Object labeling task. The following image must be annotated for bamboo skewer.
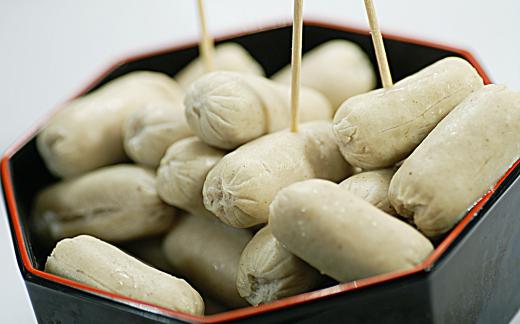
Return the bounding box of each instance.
[290,0,304,133]
[363,0,393,89]
[196,0,215,73]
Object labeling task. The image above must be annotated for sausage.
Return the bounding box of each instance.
[120,237,175,274]
[333,57,484,169]
[339,168,396,215]
[389,85,520,237]
[177,42,265,89]
[157,137,226,216]
[33,164,175,242]
[272,40,375,110]
[120,235,229,314]
[37,71,183,178]
[185,71,333,149]
[123,99,193,168]
[269,179,433,282]
[236,226,323,305]
[45,235,204,315]
[163,213,252,308]
[203,121,352,228]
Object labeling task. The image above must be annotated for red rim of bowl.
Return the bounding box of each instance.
[0,20,504,323]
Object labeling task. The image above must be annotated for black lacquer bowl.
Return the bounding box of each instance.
[2,21,519,324]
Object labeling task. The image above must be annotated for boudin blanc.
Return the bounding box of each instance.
[389,85,520,238]
[37,71,184,178]
[272,39,376,110]
[121,237,175,274]
[339,168,396,215]
[333,57,484,169]
[163,213,252,308]
[185,71,333,149]
[236,226,323,306]
[203,121,352,228]
[157,137,226,215]
[176,42,265,89]
[123,98,192,168]
[270,179,433,282]
[33,165,175,242]
[45,235,204,315]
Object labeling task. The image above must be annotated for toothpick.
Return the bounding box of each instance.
[290,0,304,133]
[196,0,215,72]
[364,0,393,89]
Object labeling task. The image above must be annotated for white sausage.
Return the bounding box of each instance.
[185,71,333,149]
[389,85,520,237]
[177,42,264,89]
[272,40,375,110]
[33,164,175,242]
[163,213,252,308]
[270,179,433,282]
[37,71,183,178]
[236,226,322,305]
[333,57,484,169]
[121,237,175,274]
[339,168,396,215]
[45,235,204,315]
[123,99,192,168]
[203,121,352,228]
[157,137,226,216]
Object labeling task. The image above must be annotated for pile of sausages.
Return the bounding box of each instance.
[34,39,520,315]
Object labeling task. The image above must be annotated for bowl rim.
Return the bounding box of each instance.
[0,19,506,323]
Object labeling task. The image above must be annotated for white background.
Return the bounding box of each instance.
[1,0,520,323]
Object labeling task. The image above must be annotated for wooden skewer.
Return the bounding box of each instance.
[290,0,304,133]
[196,0,215,72]
[363,0,393,89]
